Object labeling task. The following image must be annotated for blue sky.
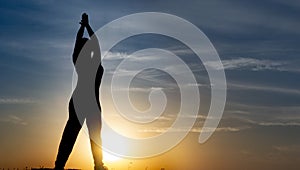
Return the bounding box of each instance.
[1,0,300,169]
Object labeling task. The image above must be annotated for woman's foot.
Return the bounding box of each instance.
[94,165,108,170]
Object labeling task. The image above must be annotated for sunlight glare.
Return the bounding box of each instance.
[103,151,122,162]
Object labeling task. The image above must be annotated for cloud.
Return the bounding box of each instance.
[137,126,246,133]
[258,122,300,126]
[179,114,223,121]
[203,57,300,74]
[0,98,37,104]
[130,115,173,121]
[228,82,300,95]
[103,51,129,61]
[273,145,300,153]
[0,115,28,126]
[236,115,300,128]
[104,50,169,61]
[204,57,283,71]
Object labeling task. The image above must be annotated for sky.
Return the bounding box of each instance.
[0,0,300,169]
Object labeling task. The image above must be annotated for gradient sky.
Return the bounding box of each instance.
[1,0,300,169]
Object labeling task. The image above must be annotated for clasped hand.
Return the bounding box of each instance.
[80,13,89,26]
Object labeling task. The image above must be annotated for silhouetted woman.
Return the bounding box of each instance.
[55,13,106,170]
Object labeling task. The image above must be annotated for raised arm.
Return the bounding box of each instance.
[81,13,101,64]
[86,24,95,37]
[76,24,85,40]
[72,24,86,64]
[81,13,95,37]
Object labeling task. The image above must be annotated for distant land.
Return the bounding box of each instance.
[0,168,81,170]
[0,167,166,170]
[31,168,80,170]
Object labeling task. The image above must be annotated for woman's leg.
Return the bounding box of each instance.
[55,99,82,169]
[86,109,104,170]
[90,139,104,170]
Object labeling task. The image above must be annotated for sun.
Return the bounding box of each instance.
[103,151,122,162]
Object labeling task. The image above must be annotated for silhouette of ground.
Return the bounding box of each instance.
[31,168,81,170]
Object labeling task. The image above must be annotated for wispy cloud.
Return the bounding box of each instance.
[228,82,300,95]
[236,115,300,128]
[258,122,300,126]
[204,57,283,71]
[0,115,28,126]
[103,51,129,61]
[273,145,300,153]
[137,126,245,133]
[112,87,165,92]
[0,98,37,104]
[203,57,300,73]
